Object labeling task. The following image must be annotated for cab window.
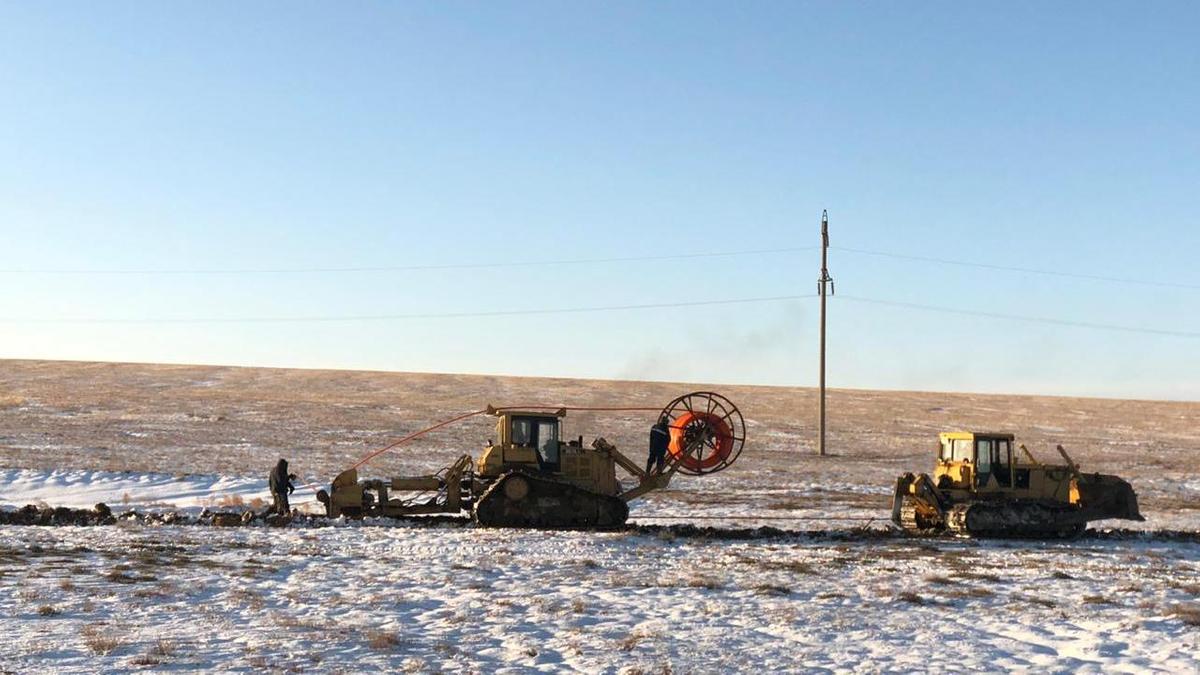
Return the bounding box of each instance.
[537,420,560,466]
[976,439,993,475]
[511,419,533,447]
[994,438,1012,486]
[951,439,972,462]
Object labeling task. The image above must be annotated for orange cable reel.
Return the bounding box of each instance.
[661,392,746,476]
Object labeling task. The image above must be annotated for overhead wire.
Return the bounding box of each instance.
[0,238,1195,338]
[2,240,1195,291]
[834,245,1200,291]
[0,291,1196,339]
[837,295,1200,339]
[0,294,814,324]
[0,246,818,275]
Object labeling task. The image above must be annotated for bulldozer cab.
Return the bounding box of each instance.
[935,432,1015,492]
[483,409,565,473]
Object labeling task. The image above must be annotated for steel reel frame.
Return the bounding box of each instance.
[659,391,746,476]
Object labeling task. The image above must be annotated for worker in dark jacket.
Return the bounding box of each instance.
[646,416,672,475]
[268,458,296,515]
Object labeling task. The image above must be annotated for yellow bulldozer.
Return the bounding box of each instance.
[892,431,1143,537]
[317,392,745,528]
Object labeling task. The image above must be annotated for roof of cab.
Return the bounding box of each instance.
[485,405,567,418]
[938,431,1016,441]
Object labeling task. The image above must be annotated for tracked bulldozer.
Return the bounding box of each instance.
[892,432,1143,538]
[317,392,745,528]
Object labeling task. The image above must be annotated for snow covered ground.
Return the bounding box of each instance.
[0,470,1198,673]
[1,522,1198,673]
[0,468,324,515]
[2,363,1198,671]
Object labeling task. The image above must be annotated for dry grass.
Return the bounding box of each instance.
[618,627,658,652]
[214,494,246,508]
[1171,604,1200,626]
[1017,594,1057,608]
[895,591,925,605]
[82,625,122,656]
[37,604,60,616]
[752,583,792,596]
[736,555,814,575]
[132,585,172,600]
[366,629,403,650]
[684,575,723,590]
[228,587,265,610]
[129,638,176,666]
[273,613,324,632]
[1169,581,1200,595]
[952,570,1002,583]
[150,637,177,657]
[104,568,155,584]
[945,587,994,599]
[0,394,26,408]
[1082,594,1115,606]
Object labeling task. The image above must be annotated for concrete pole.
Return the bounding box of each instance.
[817,210,833,456]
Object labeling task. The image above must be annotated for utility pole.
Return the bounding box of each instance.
[817,210,834,456]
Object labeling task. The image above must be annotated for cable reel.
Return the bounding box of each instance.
[660,391,746,476]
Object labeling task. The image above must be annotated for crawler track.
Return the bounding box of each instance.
[945,501,1088,539]
[473,470,628,528]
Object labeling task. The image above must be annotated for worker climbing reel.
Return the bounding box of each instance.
[660,391,746,476]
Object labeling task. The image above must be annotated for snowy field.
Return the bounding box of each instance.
[1,521,1198,673]
[2,361,1199,672]
[0,469,1198,673]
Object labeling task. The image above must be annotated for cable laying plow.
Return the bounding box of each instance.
[316,391,746,528]
[892,432,1143,538]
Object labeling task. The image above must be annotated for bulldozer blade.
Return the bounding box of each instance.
[1077,473,1144,522]
[891,474,914,525]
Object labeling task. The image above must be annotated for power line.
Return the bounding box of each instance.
[835,245,1200,291]
[0,246,817,275]
[0,294,814,325]
[838,294,1200,339]
[7,291,1195,340]
[5,242,1197,293]
[3,292,1197,339]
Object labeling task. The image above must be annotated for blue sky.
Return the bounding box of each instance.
[1,2,1197,399]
